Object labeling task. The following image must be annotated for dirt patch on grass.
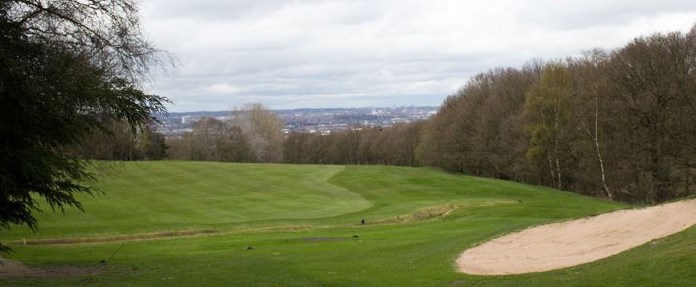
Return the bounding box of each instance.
[370,200,517,225]
[0,256,100,279]
[246,225,315,233]
[8,225,317,247]
[13,229,219,246]
[298,237,350,243]
[456,199,696,275]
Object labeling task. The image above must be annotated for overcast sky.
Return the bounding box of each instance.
[140,0,696,112]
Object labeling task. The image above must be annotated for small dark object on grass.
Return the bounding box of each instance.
[99,260,106,264]
[361,219,365,225]
[353,235,360,239]
[246,246,254,251]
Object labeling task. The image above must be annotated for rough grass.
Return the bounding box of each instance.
[2,162,693,286]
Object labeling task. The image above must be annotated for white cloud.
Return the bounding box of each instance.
[140,0,696,111]
[206,83,241,94]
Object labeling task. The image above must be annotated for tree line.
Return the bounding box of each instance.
[164,106,425,166]
[284,122,424,166]
[425,26,696,203]
[70,119,167,161]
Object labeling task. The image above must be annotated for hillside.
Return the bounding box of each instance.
[1,162,694,286]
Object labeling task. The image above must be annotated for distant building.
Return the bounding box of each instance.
[159,106,438,137]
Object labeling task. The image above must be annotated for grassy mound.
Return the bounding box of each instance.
[1,162,693,286]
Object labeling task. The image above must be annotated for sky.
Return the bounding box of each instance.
[140,0,696,112]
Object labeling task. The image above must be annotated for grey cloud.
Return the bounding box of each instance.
[144,0,385,24]
[516,0,696,30]
[142,0,696,111]
[144,0,287,20]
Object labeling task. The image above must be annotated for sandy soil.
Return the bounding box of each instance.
[456,199,696,275]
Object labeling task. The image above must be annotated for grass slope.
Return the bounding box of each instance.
[1,162,693,286]
[2,162,371,239]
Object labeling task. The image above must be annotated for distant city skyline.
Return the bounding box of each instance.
[158,106,438,137]
[141,0,696,112]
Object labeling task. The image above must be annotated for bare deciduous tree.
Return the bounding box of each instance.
[230,103,285,163]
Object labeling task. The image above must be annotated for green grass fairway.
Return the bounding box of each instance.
[1,162,695,286]
[1,162,371,239]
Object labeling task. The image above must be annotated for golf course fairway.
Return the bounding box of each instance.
[1,161,695,286]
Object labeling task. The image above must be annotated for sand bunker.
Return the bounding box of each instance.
[457,199,696,275]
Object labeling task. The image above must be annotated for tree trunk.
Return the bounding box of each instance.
[591,92,611,199]
[578,91,612,199]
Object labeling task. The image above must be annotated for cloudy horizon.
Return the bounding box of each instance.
[140,0,696,112]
